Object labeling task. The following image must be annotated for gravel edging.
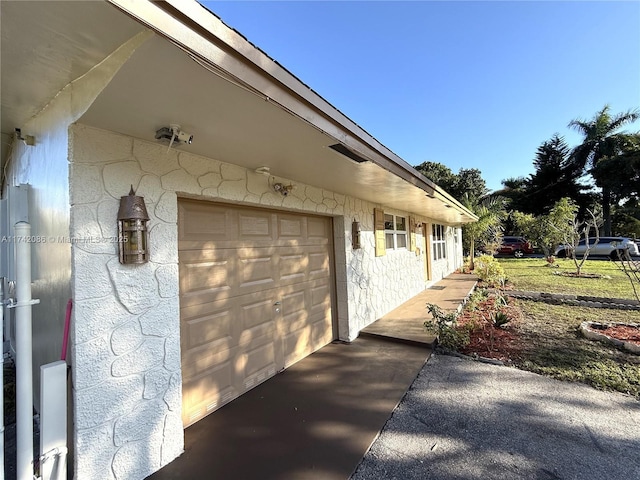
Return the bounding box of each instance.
[490,289,640,310]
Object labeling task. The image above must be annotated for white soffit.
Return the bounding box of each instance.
[0,0,146,134]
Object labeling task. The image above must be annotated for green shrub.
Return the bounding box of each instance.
[424,303,470,350]
[466,288,489,311]
[474,255,506,287]
[491,311,511,328]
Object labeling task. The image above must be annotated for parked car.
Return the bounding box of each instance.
[496,236,535,258]
[555,237,640,259]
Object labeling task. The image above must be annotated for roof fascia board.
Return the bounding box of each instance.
[106,0,476,221]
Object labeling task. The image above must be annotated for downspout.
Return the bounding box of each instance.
[0,280,4,479]
[12,222,40,480]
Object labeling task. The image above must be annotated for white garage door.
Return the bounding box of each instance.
[178,199,335,426]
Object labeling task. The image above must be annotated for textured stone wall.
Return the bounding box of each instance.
[69,124,461,479]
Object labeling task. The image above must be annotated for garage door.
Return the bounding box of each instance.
[178,199,335,426]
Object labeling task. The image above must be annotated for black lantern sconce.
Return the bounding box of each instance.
[118,186,150,264]
[352,220,361,249]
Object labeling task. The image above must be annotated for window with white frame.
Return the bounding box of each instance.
[432,224,446,260]
[384,214,407,250]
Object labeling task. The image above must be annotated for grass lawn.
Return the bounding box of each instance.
[512,300,640,398]
[498,258,639,300]
[460,258,640,399]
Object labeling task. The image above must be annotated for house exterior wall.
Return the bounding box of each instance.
[0,32,153,414]
[430,226,464,281]
[69,123,464,479]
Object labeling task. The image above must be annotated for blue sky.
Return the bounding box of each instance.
[202,1,640,192]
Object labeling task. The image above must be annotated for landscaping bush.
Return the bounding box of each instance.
[474,255,506,287]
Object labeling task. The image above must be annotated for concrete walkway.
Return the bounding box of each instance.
[361,273,477,346]
[350,353,640,480]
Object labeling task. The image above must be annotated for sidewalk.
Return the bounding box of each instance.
[350,353,640,480]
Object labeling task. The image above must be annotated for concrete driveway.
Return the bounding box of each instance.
[350,353,640,480]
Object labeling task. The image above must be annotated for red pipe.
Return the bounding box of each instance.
[61,299,72,361]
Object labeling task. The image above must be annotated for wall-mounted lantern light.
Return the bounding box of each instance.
[118,186,150,264]
[352,220,361,250]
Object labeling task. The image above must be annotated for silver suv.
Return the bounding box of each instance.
[555,237,640,259]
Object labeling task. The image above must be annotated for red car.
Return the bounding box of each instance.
[497,236,535,258]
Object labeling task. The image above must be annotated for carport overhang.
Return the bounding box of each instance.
[1,0,477,225]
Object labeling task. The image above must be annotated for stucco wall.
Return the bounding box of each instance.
[69,123,462,480]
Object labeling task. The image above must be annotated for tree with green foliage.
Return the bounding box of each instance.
[511,197,578,261]
[568,105,640,235]
[497,135,593,217]
[496,176,529,213]
[414,161,488,202]
[461,194,507,270]
[525,134,592,216]
[414,161,457,192]
[454,168,489,202]
[562,207,603,276]
[591,133,640,204]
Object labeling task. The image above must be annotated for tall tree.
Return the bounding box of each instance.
[454,168,488,202]
[461,194,507,270]
[414,161,488,203]
[511,197,577,261]
[414,161,457,193]
[591,133,640,203]
[525,134,591,216]
[568,105,639,235]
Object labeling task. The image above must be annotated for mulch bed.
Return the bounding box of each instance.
[585,323,640,346]
[456,296,526,363]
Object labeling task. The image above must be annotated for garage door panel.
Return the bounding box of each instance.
[179,199,334,427]
[182,341,234,383]
[179,202,238,243]
[182,308,232,351]
[277,214,304,238]
[238,254,277,289]
[184,363,236,424]
[242,342,278,383]
[307,215,331,240]
[238,211,274,239]
[279,252,307,283]
[283,330,312,367]
[181,259,231,294]
[281,289,306,316]
[238,296,275,331]
[309,250,330,279]
[179,249,236,307]
[311,280,331,307]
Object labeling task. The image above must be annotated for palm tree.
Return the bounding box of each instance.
[462,194,507,270]
[568,105,639,235]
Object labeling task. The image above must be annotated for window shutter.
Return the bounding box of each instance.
[409,216,416,252]
[374,208,386,257]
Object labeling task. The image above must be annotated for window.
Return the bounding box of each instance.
[384,214,407,250]
[432,224,446,260]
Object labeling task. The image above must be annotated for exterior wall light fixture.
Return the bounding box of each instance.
[118,186,150,264]
[352,220,361,249]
